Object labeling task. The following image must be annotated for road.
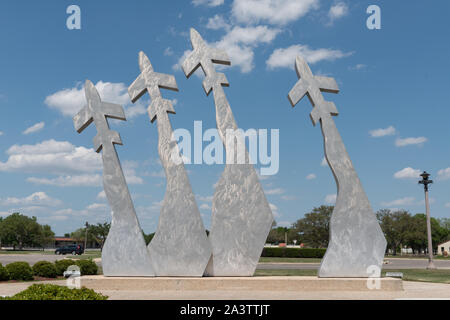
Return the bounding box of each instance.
[257,258,450,270]
[1,254,450,270]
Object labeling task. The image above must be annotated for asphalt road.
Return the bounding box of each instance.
[257,258,450,270]
[1,254,450,270]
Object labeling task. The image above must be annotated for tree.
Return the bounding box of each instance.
[0,213,54,249]
[71,222,111,249]
[376,209,412,255]
[292,206,333,248]
[89,222,110,249]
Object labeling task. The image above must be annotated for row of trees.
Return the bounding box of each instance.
[267,206,450,255]
[0,213,55,249]
[69,223,156,249]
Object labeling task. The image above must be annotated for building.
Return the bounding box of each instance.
[437,240,450,256]
[54,237,79,248]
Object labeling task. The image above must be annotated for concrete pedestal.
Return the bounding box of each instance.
[80,276,403,292]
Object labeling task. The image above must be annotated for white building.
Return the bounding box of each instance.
[437,240,450,256]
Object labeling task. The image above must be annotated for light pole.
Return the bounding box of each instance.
[418,171,436,270]
[84,222,89,251]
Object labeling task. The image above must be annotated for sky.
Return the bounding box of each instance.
[0,0,449,236]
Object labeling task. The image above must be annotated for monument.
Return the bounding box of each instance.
[128,51,211,277]
[73,80,154,277]
[287,56,387,277]
[182,28,274,276]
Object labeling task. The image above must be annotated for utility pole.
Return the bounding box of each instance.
[84,221,89,252]
[419,171,437,270]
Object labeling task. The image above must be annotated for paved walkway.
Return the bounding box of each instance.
[0,280,449,300]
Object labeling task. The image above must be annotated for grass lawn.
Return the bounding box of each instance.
[0,250,54,255]
[255,268,450,284]
[385,255,450,260]
[259,257,321,263]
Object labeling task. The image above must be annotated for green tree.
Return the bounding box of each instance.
[292,206,333,248]
[0,213,54,249]
[376,209,412,255]
[88,222,110,249]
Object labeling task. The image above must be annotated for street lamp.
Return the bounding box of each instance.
[418,171,436,270]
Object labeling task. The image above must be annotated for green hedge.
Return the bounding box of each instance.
[261,247,326,258]
[55,259,77,276]
[6,262,34,281]
[0,264,9,281]
[0,284,108,300]
[33,261,57,278]
[75,259,98,276]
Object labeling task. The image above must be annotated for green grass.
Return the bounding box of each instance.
[255,268,450,284]
[385,255,450,260]
[259,257,322,263]
[0,250,53,255]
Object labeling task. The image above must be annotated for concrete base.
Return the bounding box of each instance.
[80,276,403,292]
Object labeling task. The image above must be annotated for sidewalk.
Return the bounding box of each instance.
[0,279,449,300]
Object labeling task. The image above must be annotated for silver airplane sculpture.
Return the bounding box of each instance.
[74,80,154,277]
[288,56,387,277]
[129,52,211,277]
[182,28,274,277]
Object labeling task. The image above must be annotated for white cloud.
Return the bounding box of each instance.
[266,44,352,70]
[394,167,421,180]
[445,203,450,208]
[0,140,101,175]
[306,173,316,180]
[321,157,328,167]
[265,188,285,195]
[269,203,281,218]
[381,197,416,207]
[281,195,296,201]
[395,137,427,147]
[369,126,396,138]
[199,203,211,210]
[164,47,174,56]
[45,81,144,119]
[215,26,281,73]
[438,168,450,180]
[349,64,366,71]
[328,2,348,23]
[175,26,281,74]
[0,131,3,136]
[232,0,319,25]
[86,203,108,210]
[207,14,230,30]
[198,195,213,202]
[27,174,102,187]
[97,191,106,200]
[192,0,224,7]
[23,122,45,135]
[2,192,62,207]
[122,160,144,185]
[325,194,337,204]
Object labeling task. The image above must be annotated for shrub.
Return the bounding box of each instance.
[0,264,9,281]
[55,259,78,276]
[32,261,57,278]
[76,259,98,275]
[1,284,108,300]
[261,248,326,259]
[6,262,33,281]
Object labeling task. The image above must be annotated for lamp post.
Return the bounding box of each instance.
[418,171,436,270]
[84,222,89,252]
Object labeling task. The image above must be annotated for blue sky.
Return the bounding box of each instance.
[0,0,449,235]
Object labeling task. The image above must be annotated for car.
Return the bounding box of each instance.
[55,245,84,255]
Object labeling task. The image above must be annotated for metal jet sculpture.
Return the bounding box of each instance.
[73,80,154,277]
[287,56,387,277]
[182,28,274,276]
[128,52,211,277]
